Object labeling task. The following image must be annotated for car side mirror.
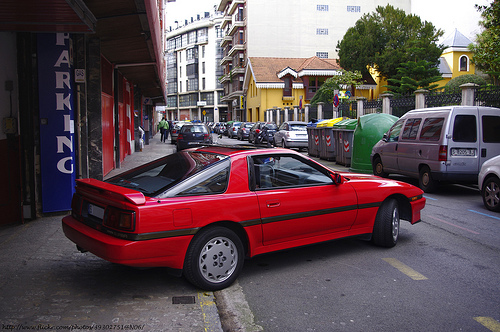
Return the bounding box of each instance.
[382,133,388,141]
[332,173,343,185]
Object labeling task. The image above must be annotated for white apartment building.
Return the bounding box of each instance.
[165,12,227,122]
[217,0,411,120]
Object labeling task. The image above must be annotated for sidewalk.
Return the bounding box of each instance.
[0,133,350,332]
[0,133,223,332]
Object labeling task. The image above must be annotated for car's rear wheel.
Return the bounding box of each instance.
[184,226,244,290]
[372,199,399,248]
[482,177,500,212]
[372,156,388,177]
[419,166,438,193]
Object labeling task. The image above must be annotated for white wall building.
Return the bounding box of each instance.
[217,0,411,120]
[165,11,227,122]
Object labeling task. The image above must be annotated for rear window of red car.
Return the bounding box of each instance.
[106,151,229,197]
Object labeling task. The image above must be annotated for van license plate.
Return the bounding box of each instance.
[451,148,476,156]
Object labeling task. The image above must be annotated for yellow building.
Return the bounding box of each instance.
[370,29,476,97]
[243,56,376,121]
[437,29,476,88]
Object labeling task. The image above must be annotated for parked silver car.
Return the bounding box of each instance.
[479,154,500,212]
[274,121,309,151]
[171,121,190,143]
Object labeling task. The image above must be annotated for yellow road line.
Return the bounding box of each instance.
[382,258,428,280]
[474,317,500,332]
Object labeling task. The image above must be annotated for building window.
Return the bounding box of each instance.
[459,55,469,71]
[316,28,328,35]
[202,62,205,74]
[347,6,361,12]
[317,5,329,11]
[283,76,292,97]
[316,52,328,58]
[202,46,205,58]
[202,78,206,90]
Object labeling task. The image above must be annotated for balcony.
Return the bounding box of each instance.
[220,54,232,65]
[228,43,245,57]
[228,0,245,15]
[228,20,245,36]
[221,14,232,29]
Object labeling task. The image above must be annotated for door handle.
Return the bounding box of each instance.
[266,200,281,208]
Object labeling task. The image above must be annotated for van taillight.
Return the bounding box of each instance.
[439,145,447,161]
[103,206,135,231]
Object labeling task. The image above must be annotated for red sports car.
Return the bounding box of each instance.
[63,146,425,290]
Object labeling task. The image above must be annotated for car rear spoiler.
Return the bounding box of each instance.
[76,178,146,205]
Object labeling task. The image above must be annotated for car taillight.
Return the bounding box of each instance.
[178,134,183,140]
[103,206,135,231]
[256,129,261,133]
[439,145,447,161]
[204,133,210,139]
[71,195,83,220]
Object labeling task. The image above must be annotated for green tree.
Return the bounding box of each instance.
[337,5,444,81]
[444,74,487,91]
[310,70,363,105]
[385,60,443,94]
[469,0,500,85]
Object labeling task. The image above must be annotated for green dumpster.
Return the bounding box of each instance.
[350,113,398,173]
[333,118,358,167]
[317,117,345,161]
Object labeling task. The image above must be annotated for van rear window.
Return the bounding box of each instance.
[419,118,444,141]
[483,115,500,143]
[453,115,477,142]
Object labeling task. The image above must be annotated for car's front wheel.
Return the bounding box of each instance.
[372,199,400,248]
[482,177,500,212]
[372,156,388,177]
[184,226,244,290]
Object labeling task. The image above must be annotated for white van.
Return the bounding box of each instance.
[371,106,500,192]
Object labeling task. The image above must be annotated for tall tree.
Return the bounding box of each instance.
[336,5,444,81]
[469,0,500,85]
[385,60,443,94]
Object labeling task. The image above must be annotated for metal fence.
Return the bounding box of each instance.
[297,85,500,123]
[476,85,500,108]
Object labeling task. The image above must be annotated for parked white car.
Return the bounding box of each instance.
[274,121,309,151]
[479,154,500,212]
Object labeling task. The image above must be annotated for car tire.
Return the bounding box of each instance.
[183,226,244,291]
[372,198,399,248]
[482,176,500,212]
[372,156,388,178]
[419,166,437,193]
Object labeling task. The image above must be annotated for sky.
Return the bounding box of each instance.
[164,0,493,42]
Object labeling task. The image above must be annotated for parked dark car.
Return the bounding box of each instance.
[176,123,213,151]
[228,122,241,139]
[213,123,226,135]
[237,122,255,140]
[250,122,277,145]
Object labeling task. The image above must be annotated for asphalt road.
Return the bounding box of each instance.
[217,134,500,332]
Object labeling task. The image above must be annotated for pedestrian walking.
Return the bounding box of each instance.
[158,117,168,142]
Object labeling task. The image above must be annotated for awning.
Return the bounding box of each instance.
[0,0,165,101]
[0,0,96,33]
